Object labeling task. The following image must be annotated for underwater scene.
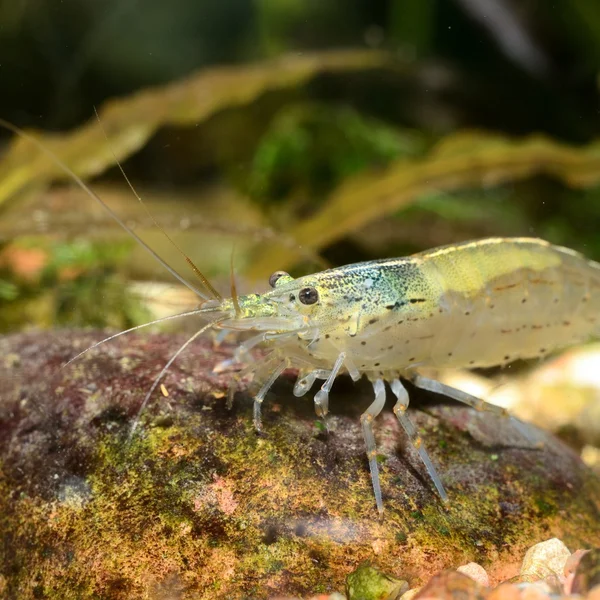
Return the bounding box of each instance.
[0,1,599,599]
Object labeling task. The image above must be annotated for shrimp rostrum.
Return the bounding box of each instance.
[3,118,600,514]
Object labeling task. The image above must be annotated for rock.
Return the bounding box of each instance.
[1,331,600,600]
[572,549,600,594]
[519,539,571,583]
[564,549,589,594]
[399,589,421,600]
[414,571,487,600]
[346,563,408,600]
[457,563,490,587]
[487,583,521,600]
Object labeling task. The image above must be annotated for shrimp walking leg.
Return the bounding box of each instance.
[411,375,506,415]
[293,369,331,397]
[313,352,346,418]
[225,351,278,410]
[391,378,449,502]
[361,379,387,515]
[253,361,288,432]
[411,375,537,444]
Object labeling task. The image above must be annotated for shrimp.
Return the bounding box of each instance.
[3,119,599,514]
[203,237,600,513]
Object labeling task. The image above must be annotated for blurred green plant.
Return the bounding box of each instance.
[244,103,427,218]
[0,238,149,332]
[248,131,600,277]
[0,50,387,209]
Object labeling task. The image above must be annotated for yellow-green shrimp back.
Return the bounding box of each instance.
[267,237,600,376]
[415,237,600,368]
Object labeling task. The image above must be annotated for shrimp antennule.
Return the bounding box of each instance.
[92,107,222,301]
[60,306,224,369]
[0,117,214,301]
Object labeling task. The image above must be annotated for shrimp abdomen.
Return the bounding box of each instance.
[416,238,600,367]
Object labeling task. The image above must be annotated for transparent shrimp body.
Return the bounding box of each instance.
[215,238,600,513]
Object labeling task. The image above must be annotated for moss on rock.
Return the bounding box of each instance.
[0,331,599,599]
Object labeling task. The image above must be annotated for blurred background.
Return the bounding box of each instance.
[0,0,599,332]
[1,0,600,467]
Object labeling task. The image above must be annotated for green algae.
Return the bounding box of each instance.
[346,563,408,600]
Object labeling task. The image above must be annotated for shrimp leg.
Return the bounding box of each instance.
[214,331,289,372]
[361,379,387,515]
[391,378,449,502]
[253,360,288,432]
[313,351,346,417]
[410,375,537,444]
[293,369,330,397]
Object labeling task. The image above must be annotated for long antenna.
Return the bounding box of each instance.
[0,117,213,301]
[93,107,222,301]
[230,245,241,317]
[60,307,215,369]
[129,318,222,438]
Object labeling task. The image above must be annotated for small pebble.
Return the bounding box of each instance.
[520,538,570,583]
[273,596,347,600]
[588,584,600,600]
[457,563,490,587]
[518,582,552,600]
[346,563,408,600]
[400,589,420,600]
[564,549,589,595]
[415,571,487,600]
[565,550,589,578]
[487,583,521,600]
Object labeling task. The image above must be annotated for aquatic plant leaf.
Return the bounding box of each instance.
[0,50,387,206]
[248,131,600,277]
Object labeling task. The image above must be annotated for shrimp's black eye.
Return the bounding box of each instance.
[298,287,319,305]
[269,270,289,288]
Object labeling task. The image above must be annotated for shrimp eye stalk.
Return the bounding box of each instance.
[299,287,319,305]
[269,270,290,288]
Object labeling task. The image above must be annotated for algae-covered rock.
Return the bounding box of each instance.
[346,563,408,600]
[1,330,600,600]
